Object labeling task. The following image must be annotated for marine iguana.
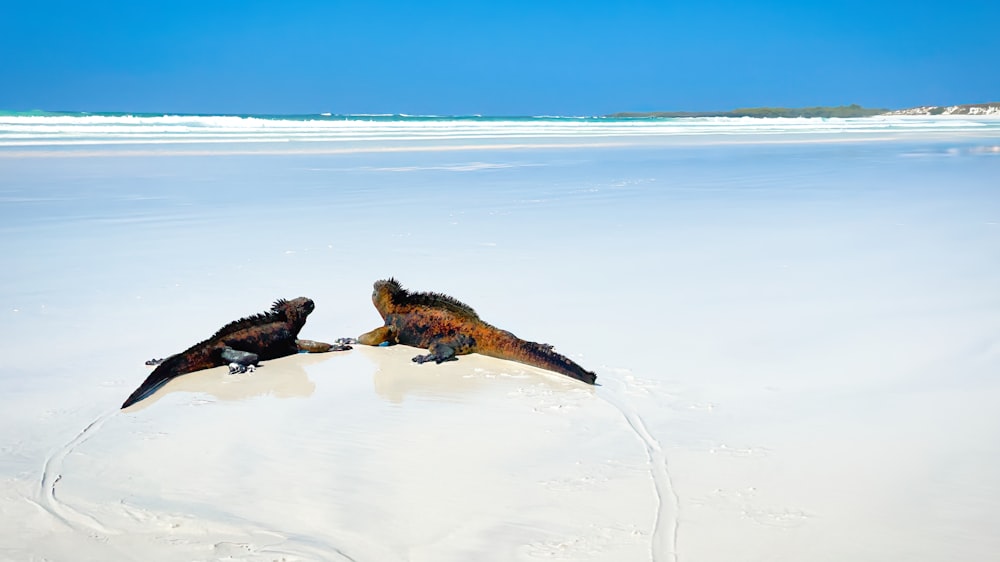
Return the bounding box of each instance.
[121,297,349,409]
[351,279,597,385]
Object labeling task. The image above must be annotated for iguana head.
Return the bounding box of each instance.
[371,278,402,318]
[273,297,315,327]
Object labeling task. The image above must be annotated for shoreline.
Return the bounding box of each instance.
[3,117,1000,159]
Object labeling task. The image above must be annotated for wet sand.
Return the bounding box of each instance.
[2,125,999,560]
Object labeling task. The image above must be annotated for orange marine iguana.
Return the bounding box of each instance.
[121,297,350,409]
[348,279,597,385]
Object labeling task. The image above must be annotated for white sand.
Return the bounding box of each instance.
[2,123,1000,560]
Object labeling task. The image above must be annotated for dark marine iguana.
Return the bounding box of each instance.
[121,297,350,409]
[349,279,596,385]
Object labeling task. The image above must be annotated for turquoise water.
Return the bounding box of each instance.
[0,110,616,121]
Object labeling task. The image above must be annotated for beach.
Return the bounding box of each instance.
[1,115,999,561]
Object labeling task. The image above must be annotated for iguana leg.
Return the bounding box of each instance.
[296,339,352,353]
[412,342,457,364]
[412,335,474,365]
[221,346,259,374]
[358,325,399,346]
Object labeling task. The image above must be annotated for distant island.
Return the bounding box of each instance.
[608,102,1000,118]
[882,103,1000,116]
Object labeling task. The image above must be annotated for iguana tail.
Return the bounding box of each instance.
[480,335,597,385]
[121,349,215,409]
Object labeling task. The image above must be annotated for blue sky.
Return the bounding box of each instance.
[2,0,997,115]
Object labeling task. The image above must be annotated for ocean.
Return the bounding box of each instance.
[1,113,999,561]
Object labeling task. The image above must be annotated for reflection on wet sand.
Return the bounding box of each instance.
[355,344,594,404]
[122,352,340,412]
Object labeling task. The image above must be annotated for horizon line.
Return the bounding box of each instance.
[3,102,999,120]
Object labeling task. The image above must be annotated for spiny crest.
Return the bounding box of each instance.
[374,278,404,299]
[209,307,285,340]
[377,278,480,319]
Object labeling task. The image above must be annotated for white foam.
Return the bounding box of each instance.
[1,114,998,148]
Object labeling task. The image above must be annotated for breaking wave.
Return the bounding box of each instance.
[1,112,997,148]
